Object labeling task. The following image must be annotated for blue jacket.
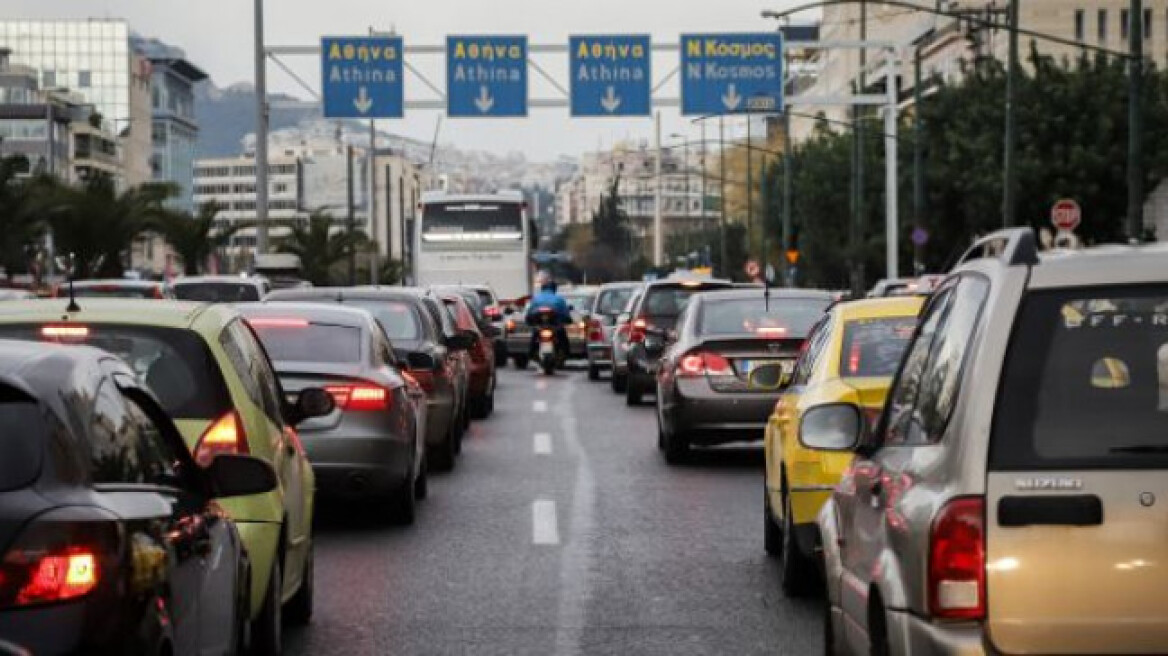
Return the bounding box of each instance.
[525,289,572,326]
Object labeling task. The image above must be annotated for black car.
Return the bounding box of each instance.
[264,287,475,471]
[652,289,834,462]
[0,340,277,655]
[623,278,734,405]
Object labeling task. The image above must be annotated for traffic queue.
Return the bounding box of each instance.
[0,280,504,655]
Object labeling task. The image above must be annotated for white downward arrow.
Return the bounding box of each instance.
[721,84,742,111]
[353,86,373,114]
[600,86,622,113]
[474,85,495,113]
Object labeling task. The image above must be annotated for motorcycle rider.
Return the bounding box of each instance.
[525,272,572,360]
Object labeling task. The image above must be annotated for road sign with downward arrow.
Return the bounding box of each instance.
[447,35,528,117]
[321,36,404,118]
[568,35,651,117]
[679,33,784,116]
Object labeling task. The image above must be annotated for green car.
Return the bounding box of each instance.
[0,299,333,655]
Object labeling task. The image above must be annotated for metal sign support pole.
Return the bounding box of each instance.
[253,0,270,256]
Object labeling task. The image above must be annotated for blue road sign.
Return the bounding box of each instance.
[447,36,528,117]
[569,35,652,117]
[679,33,784,116]
[321,36,404,118]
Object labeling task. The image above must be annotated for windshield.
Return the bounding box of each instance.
[173,282,261,303]
[839,316,918,378]
[250,321,363,363]
[698,297,829,337]
[421,201,524,242]
[992,287,1168,470]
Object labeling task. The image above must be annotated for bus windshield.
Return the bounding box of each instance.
[421,201,524,242]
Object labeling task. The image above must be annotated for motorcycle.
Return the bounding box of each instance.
[530,307,566,376]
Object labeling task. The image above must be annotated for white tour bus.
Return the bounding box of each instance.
[414,191,532,302]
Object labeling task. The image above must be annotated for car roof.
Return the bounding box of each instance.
[173,276,265,286]
[0,298,229,330]
[643,278,733,289]
[832,295,925,321]
[696,288,836,303]
[236,302,375,329]
[598,281,642,290]
[71,278,162,288]
[267,286,431,301]
[0,339,121,419]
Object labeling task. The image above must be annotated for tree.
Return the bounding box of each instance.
[46,177,175,278]
[0,155,51,280]
[154,201,242,275]
[276,212,366,286]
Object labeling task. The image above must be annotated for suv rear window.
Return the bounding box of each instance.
[0,389,44,491]
[992,286,1168,470]
[839,316,918,378]
[250,322,363,363]
[0,324,231,421]
[698,297,829,337]
[173,282,261,303]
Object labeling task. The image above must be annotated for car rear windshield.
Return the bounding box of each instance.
[0,388,44,491]
[474,289,495,307]
[563,294,595,314]
[839,316,918,378]
[596,287,636,316]
[643,284,730,318]
[72,286,159,299]
[250,322,363,363]
[991,286,1168,470]
[0,324,231,421]
[698,297,829,337]
[342,300,423,341]
[173,282,261,303]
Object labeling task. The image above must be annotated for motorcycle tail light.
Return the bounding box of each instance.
[539,329,554,340]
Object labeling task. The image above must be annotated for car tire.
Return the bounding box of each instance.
[780,492,818,597]
[250,560,282,656]
[429,419,458,473]
[625,375,642,406]
[823,597,840,656]
[611,370,627,394]
[234,558,252,655]
[470,376,496,419]
[661,404,689,465]
[868,599,891,656]
[763,491,782,557]
[587,362,600,381]
[284,541,313,626]
[391,479,417,526]
[414,454,429,500]
[513,355,529,370]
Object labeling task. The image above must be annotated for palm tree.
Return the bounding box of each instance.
[0,155,53,281]
[46,176,175,278]
[154,201,242,275]
[275,211,366,286]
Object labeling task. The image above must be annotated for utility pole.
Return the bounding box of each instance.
[1002,0,1020,227]
[1128,0,1145,242]
[719,116,728,278]
[653,111,663,267]
[782,108,793,287]
[851,0,868,297]
[884,51,899,281]
[913,44,925,274]
[347,144,356,285]
[253,0,270,256]
[700,121,708,250]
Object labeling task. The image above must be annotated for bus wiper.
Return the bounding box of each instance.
[1109,444,1168,454]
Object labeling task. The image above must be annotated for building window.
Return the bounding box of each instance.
[1122,8,1130,40]
[1099,9,1108,42]
[78,71,92,88]
[42,70,56,88]
[1075,10,1085,41]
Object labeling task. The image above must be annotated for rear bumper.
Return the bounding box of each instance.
[886,610,990,655]
[301,432,414,499]
[665,380,778,444]
[0,602,108,655]
[587,343,613,367]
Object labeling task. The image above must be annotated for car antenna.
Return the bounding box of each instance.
[55,252,80,313]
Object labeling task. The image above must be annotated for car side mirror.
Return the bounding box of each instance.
[798,403,864,452]
[206,454,279,498]
[407,351,437,370]
[290,387,335,425]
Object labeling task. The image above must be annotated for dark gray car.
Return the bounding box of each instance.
[238,302,428,524]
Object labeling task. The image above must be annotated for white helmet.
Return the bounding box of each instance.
[535,270,552,288]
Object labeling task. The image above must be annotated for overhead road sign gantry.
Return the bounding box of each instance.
[680,33,784,116]
[447,35,528,117]
[321,36,404,118]
[569,35,652,117]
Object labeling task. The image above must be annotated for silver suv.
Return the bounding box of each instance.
[802,228,1168,655]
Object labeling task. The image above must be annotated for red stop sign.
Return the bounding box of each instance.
[1051,199,1081,232]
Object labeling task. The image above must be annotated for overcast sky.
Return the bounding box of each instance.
[6,0,811,159]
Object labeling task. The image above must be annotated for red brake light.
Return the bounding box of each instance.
[408,370,436,393]
[929,496,986,620]
[247,318,309,328]
[847,340,862,375]
[677,352,732,377]
[0,518,117,610]
[194,411,248,467]
[629,317,649,343]
[41,324,89,339]
[485,306,501,319]
[325,384,390,411]
[587,319,604,343]
[17,552,98,605]
[756,326,788,336]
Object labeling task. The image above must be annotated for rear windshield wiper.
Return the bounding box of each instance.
[1109,444,1168,454]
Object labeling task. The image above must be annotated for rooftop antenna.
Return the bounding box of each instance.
[54,252,79,313]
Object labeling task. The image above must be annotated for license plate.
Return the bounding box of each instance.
[738,359,793,375]
[539,341,554,356]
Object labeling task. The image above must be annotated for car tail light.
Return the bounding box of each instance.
[0,518,118,610]
[193,411,249,467]
[505,319,516,333]
[629,316,649,343]
[484,306,501,319]
[587,319,604,343]
[756,326,788,336]
[407,369,436,393]
[846,340,862,375]
[677,352,732,377]
[928,496,986,620]
[325,384,391,411]
[539,329,554,340]
[41,324,90,340]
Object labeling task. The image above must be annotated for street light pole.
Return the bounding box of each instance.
[1002,0,1019,227]
[654,111,664,267]
[719,116,728,278]
[253,0,270,256]
[1128,0,1145,242]
[746,115,754,258]
[782,108,793,287]
[347,144,356,285]
[913,44,925,274]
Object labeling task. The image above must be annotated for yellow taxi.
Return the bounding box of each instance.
[763,295,924,596]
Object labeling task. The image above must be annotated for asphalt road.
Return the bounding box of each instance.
[285,364,822,656]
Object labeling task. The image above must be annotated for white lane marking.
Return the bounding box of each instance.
[533,400,548,413]
[534,432,553,455]
[532,499,560,545]
[553,382,596,656]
